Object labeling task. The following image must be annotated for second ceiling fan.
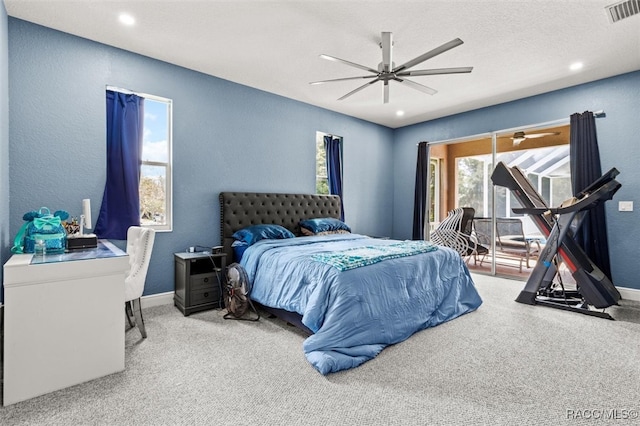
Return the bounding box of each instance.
[510,131,561,146]
[310,32,473,103]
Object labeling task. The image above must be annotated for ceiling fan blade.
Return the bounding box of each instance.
[383,80,390,103]
[394,38,464,73]
[319,54,378,74]
[381,32,393,73]
[397,66,473,77]
[337,78,381,101]
[394,78,437,95]
[310,75,378,85]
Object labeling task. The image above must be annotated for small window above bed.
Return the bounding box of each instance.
[316,131,342,195]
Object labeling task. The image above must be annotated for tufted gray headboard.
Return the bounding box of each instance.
[219,192,342,265]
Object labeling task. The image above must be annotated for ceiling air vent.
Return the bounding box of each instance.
[606,0,640,23]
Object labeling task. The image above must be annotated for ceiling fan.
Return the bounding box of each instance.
[510,131,561,146]
[310,32,473,103]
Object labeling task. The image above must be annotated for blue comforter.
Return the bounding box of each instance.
[241,234,482,375]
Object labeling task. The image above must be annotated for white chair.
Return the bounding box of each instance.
[125,226,156,338]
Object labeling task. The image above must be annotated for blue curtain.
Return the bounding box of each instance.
[324,135,344,221]
[412,142,428,240]
[569,111,612,279]
[94,90,145,240]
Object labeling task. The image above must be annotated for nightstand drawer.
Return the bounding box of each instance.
[190,273,216,290]
[190,286,221,306]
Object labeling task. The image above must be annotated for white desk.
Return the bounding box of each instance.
[3,240,129,406]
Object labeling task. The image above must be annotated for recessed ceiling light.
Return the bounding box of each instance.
[570,62,583,71]
[396,110,405,117]
[119,13,136,26]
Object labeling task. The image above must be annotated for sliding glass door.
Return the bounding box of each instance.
[427,124,570,279]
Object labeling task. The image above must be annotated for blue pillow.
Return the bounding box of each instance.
[232,224,295,246]
[299,218,351,235]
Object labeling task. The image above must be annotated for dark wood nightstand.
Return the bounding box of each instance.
[174,252,226,316]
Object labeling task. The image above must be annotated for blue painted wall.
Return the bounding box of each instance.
[5,17,639,304]
[0,3,9,301]
[5,18,394,300]
[393,71,640,290]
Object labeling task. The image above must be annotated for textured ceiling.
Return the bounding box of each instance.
[4,0,640,128]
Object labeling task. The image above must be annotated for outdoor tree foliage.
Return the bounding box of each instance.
[316,137,328,195]
[457,158,486,216]
[140,176,165,223]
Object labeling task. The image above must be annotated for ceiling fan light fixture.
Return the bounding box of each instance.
[512,131,526,145]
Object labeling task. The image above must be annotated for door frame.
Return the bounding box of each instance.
[425,117,570,277]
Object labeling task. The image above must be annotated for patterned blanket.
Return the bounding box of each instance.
[312,240,438,271]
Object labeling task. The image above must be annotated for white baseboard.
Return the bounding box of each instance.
[617,286,640,303]
[140,291,174,309]
[2,285,637,312]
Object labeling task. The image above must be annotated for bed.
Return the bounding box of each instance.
[219,192,482,374]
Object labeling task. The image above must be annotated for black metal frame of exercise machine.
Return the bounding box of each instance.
[491,161,622,320]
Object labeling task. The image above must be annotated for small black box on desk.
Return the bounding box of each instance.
[67,235,98,251]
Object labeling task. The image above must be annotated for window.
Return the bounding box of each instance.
[140,95,172,231]
[457,156,488,216]
[316,131,344,219]
[315,132,344,195]
[106,87,173,232]
[429,158,441,223]
[455,144,570,235]
[315,132,328,194]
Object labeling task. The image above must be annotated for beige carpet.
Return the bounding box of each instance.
[1,273,639,425]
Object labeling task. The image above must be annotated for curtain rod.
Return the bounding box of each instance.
[416,110,605,146]
[106,85,171,103]
[106,85,146,96]
[321,133,342,139]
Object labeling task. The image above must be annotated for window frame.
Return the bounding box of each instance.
[315,131,343,195]
[315,131,328,195]
[106,86,173,232]
[429,157,441,224]
[141,93,173,232]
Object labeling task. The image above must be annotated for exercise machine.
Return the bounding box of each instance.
[491,161,621,319]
